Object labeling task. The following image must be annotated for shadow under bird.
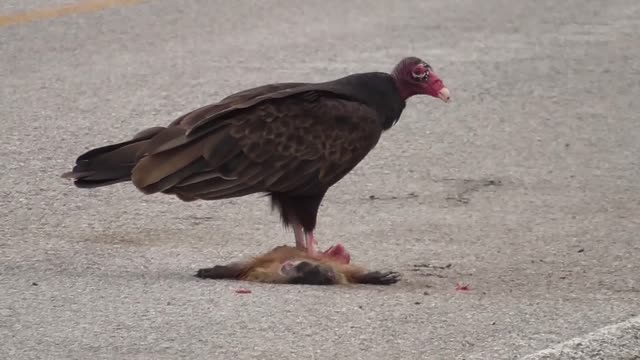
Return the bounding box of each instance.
[62,56,450,274]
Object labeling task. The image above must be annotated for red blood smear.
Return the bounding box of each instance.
[455,282,472,292]
[322,244,351,264]
[235,288,252,294]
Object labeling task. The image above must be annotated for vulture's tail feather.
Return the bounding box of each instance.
[61,127,165,188]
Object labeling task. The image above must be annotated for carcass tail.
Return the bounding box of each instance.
[61,127,165,188]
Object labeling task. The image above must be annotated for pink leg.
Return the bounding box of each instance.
[293,223,305,250]
[305,232,318,256]
[293,226,350,264]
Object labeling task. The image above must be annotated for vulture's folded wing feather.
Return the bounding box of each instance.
[129,88,383,201]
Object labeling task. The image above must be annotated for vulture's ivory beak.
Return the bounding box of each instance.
[438,87,451,103]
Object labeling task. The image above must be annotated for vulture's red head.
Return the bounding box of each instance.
[391,57,450,102]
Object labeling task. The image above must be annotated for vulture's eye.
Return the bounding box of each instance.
[411,70,429,81]
[411,64,431,81]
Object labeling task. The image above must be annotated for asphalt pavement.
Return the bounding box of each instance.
[1,0,639,359]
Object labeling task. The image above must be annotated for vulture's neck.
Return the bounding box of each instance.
[331,72,406,130]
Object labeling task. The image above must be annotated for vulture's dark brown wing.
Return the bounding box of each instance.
[168,83,307,129]
[129,91,383,201]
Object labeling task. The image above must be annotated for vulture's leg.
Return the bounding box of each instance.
[291,223,318,256]
[293,223,306,250]
[305,233,351,264]
[295,225,349,264]
[305,232,318,256]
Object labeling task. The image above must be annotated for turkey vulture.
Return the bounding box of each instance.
[62,56,450,263]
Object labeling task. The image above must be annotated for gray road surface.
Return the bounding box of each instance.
[1,0,639,359]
